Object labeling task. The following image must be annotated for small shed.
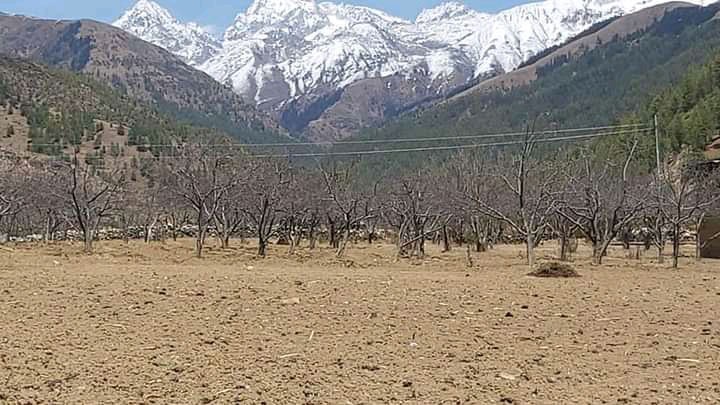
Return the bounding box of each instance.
[699,216,720,259]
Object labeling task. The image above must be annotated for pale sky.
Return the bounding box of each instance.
[1,0,533,33]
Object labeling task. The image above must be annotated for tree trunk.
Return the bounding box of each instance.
[288,222,301,255]
[672,224,681,269]
[592,242,604,265]
[308,223,317,250]
[465,244,474,268]
[559,233,568,262]
[328,218,338,249]
[696,215,704,261]
[196,230,205,259]
[396,219,409,259]
[526,232,535,268]
[258,238,267,257]
[44,215,53,243]
[171,214,178,241]
[621,229,631,250]
[456,219,465,247]
[84,229,94,253]
[195,209,205,258]
[657,244,665,264]
[337,225,350,258]
[442,225,451,253]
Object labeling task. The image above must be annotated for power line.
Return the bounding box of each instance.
[247,129,651,159]
[4,125,651,162]
[113,128,645,160]
[19,123,650,149]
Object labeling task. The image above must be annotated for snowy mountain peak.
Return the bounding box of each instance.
[247,0,318,16]
[114,0,710,138]
[224,0,324,42]
[416,2,477,23]
[113,0,220,66]
[116,0,175,27]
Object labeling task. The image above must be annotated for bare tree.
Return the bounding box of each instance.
[49,154,127,252]
[130,173,168,243]
[446,133,563,268]
[468,215,503,253]
[240,159,292,257]
[642,201,668,264]
[383,173,449,259]
[547,213,578,261]
[164,191,191,242]
[20,162,67,242]
[319,161,375,257]
[655,152,720,268]
[558,140,645,265]
[277,170,329,255]
[0,155,27,239]
[212,158,255,249]
[162,144,244,258]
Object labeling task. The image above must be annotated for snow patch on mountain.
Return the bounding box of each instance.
[113,0,220,66]
[114,0,710,116]
[416,1,486,23]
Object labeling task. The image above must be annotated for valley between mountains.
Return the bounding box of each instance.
[112,0,710,140]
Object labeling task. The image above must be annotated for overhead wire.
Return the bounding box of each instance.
[4,124,652,161]
[246,128,652,159]
[95,127,647,160]
[19,123,650,149]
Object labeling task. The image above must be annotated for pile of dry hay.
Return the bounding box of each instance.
[528,262,580,278]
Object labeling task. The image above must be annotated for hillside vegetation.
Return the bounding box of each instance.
[640,54,720,152]
[0,57,285,167]
[356,4,720,164]
[0,15,282,142]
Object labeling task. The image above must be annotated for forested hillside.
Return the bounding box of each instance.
[639,54,720,153]
[0,15,282,142]
[357,3,720,161]
[0,57,286,163]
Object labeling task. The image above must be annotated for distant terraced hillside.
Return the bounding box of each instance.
[0,57,272,176]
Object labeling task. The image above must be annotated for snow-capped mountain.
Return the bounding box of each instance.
[114,0,220,66]
[114,0,708,138]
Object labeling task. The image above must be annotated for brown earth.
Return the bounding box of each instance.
[0,240,719,404]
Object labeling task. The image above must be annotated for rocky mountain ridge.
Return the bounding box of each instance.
[115,0,709,140]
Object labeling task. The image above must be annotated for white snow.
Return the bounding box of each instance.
[113,0,221,66]
[114,0,711,110]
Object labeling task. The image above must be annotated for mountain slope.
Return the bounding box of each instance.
[114,0,221,67]
[454,1,698,97]
[353,3,720,160]
[0,56,214,164]
[0,14,280,142]
[114,0,708,140]
[642,52,720,154]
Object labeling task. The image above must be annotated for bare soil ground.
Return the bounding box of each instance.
[0,240,719,404]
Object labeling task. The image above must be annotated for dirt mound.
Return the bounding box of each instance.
[529,262,580,278]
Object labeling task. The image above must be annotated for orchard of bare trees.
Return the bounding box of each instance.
[1,134,719,269]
